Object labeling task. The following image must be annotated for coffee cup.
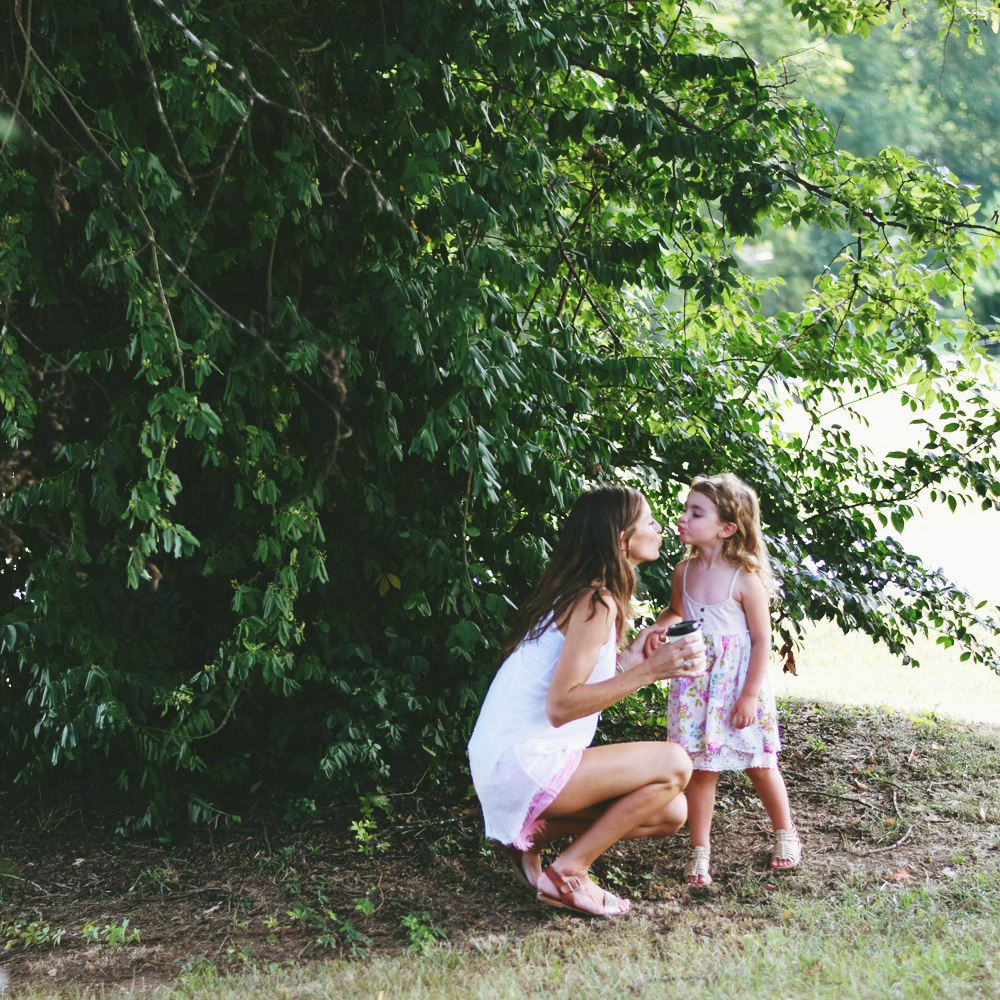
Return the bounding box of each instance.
[659,620,704,683]
[666,620,702,642]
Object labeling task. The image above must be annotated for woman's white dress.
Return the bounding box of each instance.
[468,620,617,846]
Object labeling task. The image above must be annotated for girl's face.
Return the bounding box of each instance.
[624,498,663,565]
[677,490,732,547]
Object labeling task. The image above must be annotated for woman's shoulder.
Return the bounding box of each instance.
[584,586,617,621]
[557,587,616,634]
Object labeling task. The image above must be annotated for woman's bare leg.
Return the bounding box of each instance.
[533,789,687,844]
[533,741,692,913]
[520,793,686,886]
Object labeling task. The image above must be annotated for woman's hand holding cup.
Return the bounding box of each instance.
[648,620,706,685]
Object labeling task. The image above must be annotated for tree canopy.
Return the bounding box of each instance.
[2,0,1000,828]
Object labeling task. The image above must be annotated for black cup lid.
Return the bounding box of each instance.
[666,620,700,636]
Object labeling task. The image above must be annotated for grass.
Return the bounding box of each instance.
[5,623,997,1000]
[9,449,1000,1000]
[774,619,1000,726]
[11,696,999,999]
[13,860,999,999]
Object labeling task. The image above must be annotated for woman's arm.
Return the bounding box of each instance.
[546,590,705,727]
[730,573,771,730]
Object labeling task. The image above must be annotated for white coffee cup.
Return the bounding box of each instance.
[657,620,704,686]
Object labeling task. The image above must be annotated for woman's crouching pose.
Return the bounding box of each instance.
[468,486,707,917]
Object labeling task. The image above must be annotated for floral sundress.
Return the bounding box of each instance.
[666,563,781,771]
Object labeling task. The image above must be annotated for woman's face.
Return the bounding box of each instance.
[625,498,663,565]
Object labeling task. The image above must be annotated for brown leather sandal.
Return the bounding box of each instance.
[535,865,630,917]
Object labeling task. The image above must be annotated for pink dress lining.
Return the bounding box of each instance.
[511,749,583,851]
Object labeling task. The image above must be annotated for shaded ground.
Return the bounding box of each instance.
[1,699,998,995]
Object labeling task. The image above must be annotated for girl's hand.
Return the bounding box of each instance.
[639,625,665,659]
[645,632,707,683]
[617,625,665,673]
[730,692,759,730]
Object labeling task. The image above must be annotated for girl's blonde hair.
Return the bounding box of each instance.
[687,473,778,601]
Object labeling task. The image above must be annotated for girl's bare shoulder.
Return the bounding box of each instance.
[733,566,766,600]
[670,559,690,580]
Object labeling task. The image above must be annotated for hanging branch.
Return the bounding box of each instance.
[148,0,399,220]
[124,0,196,195]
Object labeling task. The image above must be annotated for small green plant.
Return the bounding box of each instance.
[282,796,319,826]
[349,790,393,855]
[401,911,446,954]
[77,918,141,947]
[286,901,372,956]
[257,844,297,873]
[600,863,628,891]
[179,955,217,982]
[428,831,463,856]
[354,887,377,916]
[104,918,140,947]
[1,919,65,950]
[131,861,185,898]
[225,942,259,966]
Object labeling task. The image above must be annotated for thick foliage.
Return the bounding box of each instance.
[2,0,999,827]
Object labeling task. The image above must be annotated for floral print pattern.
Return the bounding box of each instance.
[667,632,781,771]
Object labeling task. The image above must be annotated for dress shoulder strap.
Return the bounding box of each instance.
[726,567,741,599]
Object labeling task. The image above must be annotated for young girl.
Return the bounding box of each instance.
[468,486,707,917]
[656,473,800,885]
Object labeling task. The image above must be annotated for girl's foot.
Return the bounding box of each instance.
[536,865,631,917]
[684,845,712,886]
[771,826,802,870]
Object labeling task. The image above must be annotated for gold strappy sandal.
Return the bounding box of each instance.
[770,827,802,870]
[684,845,712,885]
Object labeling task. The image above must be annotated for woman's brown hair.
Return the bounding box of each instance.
[499,486,647,662]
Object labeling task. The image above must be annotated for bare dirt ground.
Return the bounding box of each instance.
[1,700,998,995]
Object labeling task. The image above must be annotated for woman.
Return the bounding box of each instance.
[468,485,706,917]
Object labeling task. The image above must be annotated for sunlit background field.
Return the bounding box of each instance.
[774,620,1000,725]
[773,383,1000,726]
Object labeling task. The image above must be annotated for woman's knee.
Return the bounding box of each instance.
[631,741,691,788]
[658,789,687,833]
[630,786,687,838]
[661,742,693,787]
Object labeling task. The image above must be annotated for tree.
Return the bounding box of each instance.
[2,0,999,828]
[717,0,1000,321]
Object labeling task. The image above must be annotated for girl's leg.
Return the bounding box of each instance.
[684,769,718,885]
[746,767,797,868]
[534,741,692,913]
[685,769,718,848]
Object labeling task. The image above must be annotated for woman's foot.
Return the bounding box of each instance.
[501,844,542,890]
[771,826,802,870]
[536,865,630,917]
[684,845,712,885]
